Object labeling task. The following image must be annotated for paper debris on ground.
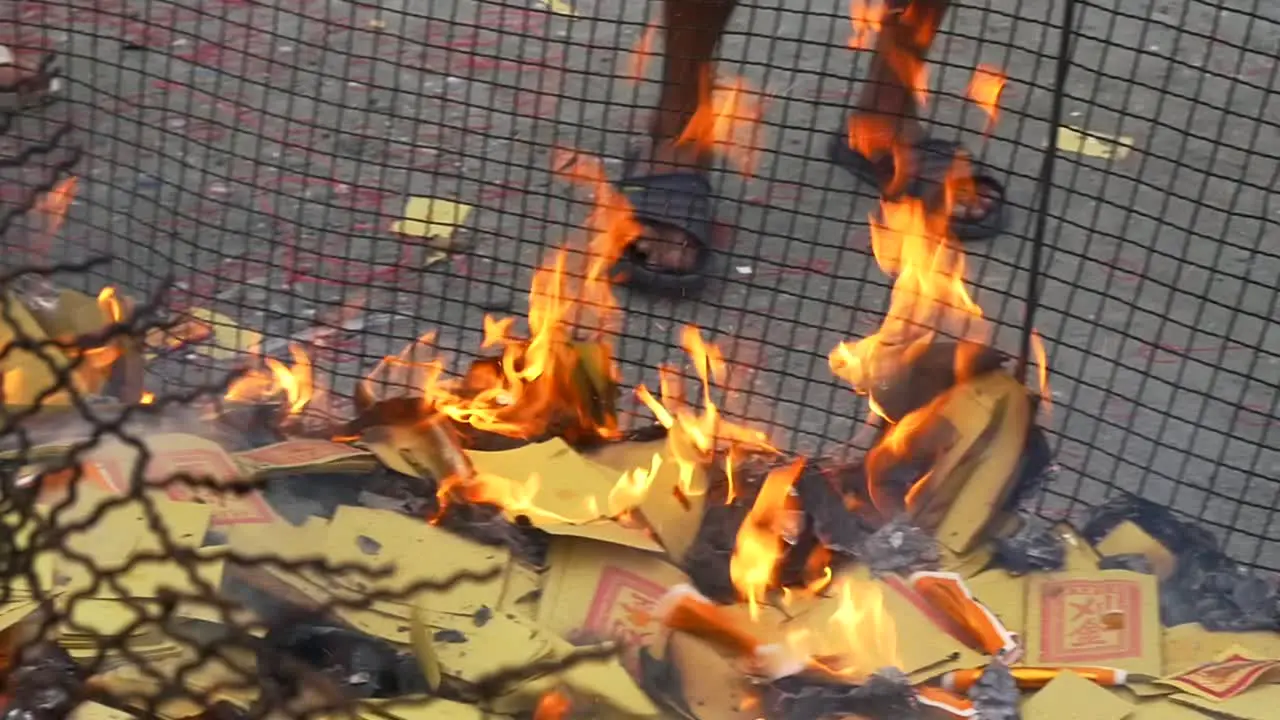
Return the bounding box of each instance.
[1163,622,1280,675]
[356,697,495,719]
[181,307,263,360]
[1057,125,1135,160]
[322,505,508,613]
[1021,668,1135,720]
[1125,694,1216,719]
[965,569,1028,639]
[235,438,377,475]
[49,433,275,527]
[1095,520,1177,580]
[666,631,757,720]
[0,290,73,408]
[467,438,662,551]
[392,197,473,241]
[1171,684,1280,720]
[1055,522,1102,571]
[539,537,689,665]
[1024,569,1162,676]
[911,372,1031,554]
[1157,644,1280,701]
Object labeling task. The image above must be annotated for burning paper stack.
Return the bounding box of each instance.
[4,40,1278,720]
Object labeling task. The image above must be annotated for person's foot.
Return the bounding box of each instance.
[624,137,712,273]
[0,46,60,105]
[831,121,1009,242]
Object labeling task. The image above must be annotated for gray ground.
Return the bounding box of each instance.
[4,0,1277,566]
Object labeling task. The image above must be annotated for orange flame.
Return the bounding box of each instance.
[73,287,127,373]
[363,152,638,442]
[607,452,662,516]
[533,690,571,720]
[830,52,1035,516]
[440,471,600,525]
[967,64,1006,133]
[225,343,313,414]
[637,326,776,497]
[797,575,899,680]
[1030,329,1050,417]
[31,176,78,257]
[676,76,764,176]
[626,21,658,82]
[730,458,804,619]
[140,391,155,405]
[848,0,885,50]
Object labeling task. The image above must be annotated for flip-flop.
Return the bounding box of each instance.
[828,132,1008,241]
[611,154,715,294]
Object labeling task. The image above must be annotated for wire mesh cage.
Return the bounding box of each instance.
[0,0,1277,716]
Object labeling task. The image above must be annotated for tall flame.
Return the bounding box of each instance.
[363,151,640,441]
[827,41,1036,515]
[637,326,777,496]
[677,76,764,176]
[730,458,804,620]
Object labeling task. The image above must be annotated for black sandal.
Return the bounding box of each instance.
[828,133,1008,241]
[0,47,62,109]
[611,156,715,294]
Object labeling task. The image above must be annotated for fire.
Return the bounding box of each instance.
[730,458,804,620]
[225,343,313,414]
[31,176,78,257]
[533,690,571,720]
[676,76,764,176]
[625,21,658,82]
[361,152,638,442]
[607,452,662,516]
[636,326,776,496]
[829,45,1037,517]
[140,391,155,405]
[1030,329,1050,416]
[828,196,983,411]
[848,0,885,50]
[439,471,599,525]
[75,287,127,373]
[967,64,1006,132]
[808,576,899,680]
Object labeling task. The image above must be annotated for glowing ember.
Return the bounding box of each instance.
[730,458,804,619]
[225,343,313,414]
[637,325,776,497]
[533,690,571,720]
[140,391,155,405]
[848,0,885,50]
[967,64,1006,132]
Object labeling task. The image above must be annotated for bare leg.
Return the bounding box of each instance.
[850,0,995,219]
[628,0,739,273]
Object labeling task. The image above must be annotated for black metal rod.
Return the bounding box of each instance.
[1018,0,1078,382]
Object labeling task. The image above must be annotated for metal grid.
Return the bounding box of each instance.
[2,0,1276,577]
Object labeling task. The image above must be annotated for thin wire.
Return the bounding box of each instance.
[1018,0,1077,381]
